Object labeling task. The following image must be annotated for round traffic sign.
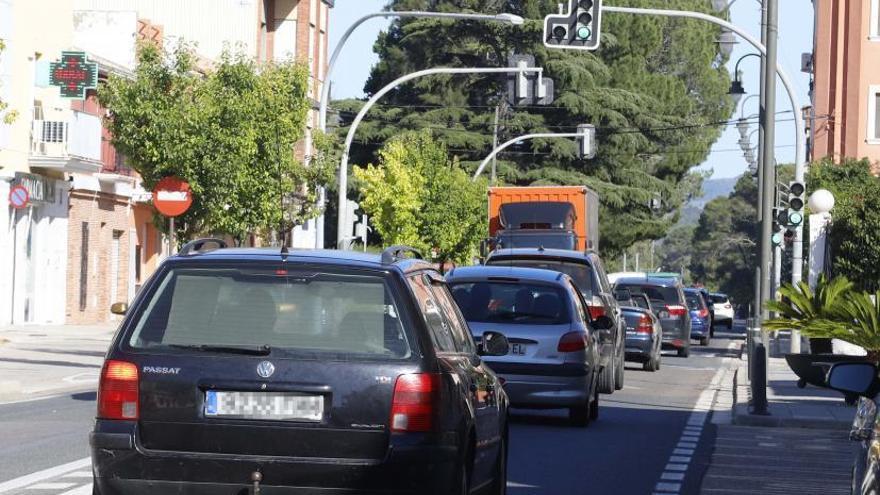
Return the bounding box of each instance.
[152,176,193,217]
[8,185,29,209]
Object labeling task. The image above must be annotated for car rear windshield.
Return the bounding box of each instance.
[616,284,681,307]
[710,294,729,304]
[685,293,704,311]
[126,266,411,359]
[449,281,570,325]
[486,258,596,298]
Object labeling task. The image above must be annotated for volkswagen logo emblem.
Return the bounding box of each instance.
[256,361,275,378]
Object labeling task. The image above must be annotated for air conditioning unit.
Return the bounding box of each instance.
[31,120,68,156]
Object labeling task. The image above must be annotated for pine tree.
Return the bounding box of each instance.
[334,0,733,254]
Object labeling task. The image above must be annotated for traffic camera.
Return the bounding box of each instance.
[544,0,603,51]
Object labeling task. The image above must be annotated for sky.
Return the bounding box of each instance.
[328,1,814,180]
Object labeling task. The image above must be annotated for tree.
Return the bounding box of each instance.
[808,158,880,292]
[0,40,17,125]
[99,43,333,244]
[355,130,487,267]
[335,0,733,254]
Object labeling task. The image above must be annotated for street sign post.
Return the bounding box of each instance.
[8,185,29,210]
[152,176,193,254]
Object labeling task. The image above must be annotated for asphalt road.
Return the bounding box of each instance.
[0,332,744,495]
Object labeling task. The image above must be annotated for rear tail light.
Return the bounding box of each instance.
[587,305,606,320]
[390,373,440,433]
[636,315,653,334]
[558,331,589,352]
[98,360,139,420]
[666,305,687,319]
[698,308,709,318]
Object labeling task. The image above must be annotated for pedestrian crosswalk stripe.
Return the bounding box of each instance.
[26,482,77,490]
[59,485,92,495]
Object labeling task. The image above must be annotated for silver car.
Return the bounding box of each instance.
[447,265,611,427]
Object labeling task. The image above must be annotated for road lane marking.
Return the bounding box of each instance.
[0,458,90,494]
[654,339,739,495]
[26,482,77,489]
[62,472,92,479]
[59,485,92,495]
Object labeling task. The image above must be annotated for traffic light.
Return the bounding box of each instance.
[788,181,805,227]
[543,0,603,51]
[577,124,596,159]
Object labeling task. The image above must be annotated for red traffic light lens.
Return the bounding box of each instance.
[579,0,594,8]
[553,25,567,39]
[790,182,805,196]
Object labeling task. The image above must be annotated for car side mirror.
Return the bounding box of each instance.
[592,315,614,331]
[479,331,509,357]
[110,302,128,315]
[827,362,879,398]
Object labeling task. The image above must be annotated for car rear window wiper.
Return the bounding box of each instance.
[167,344,272,356]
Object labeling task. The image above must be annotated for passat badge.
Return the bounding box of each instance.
[256,361,275,378]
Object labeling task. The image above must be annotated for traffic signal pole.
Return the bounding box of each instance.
[336,66,542,249]
[758,0,779,325]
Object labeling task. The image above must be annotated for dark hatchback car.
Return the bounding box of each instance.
[613,276,691,357]
[485,248,625,394]
[91,241,510,495]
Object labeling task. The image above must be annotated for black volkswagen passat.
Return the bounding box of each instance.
[91,240,510,495]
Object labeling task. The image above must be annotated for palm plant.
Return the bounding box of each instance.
[819,291,880,361]
[764,275,853,334]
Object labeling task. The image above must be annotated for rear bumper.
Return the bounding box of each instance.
[91,424,460,495]
[624,334,655,360]
[486,362,590,408]
[691,320,710,338]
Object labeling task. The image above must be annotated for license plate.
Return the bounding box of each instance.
[509,343,528,356]
[205,391,323,421]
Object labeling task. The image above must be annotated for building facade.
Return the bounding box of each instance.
[0,0,332,325]
[811,0,880,165]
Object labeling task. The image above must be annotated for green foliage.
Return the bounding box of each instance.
[98,43,331,243]
[0,40,17,125]
[355,131,487,266]
[655,224,695,282]
[335,0,733,254]
[764,275,854,333]
[808,158,880,291]
[764,275,880,354]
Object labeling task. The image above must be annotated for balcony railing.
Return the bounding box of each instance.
[30,111,102,169]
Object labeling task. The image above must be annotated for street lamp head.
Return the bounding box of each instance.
[808,189,835,214]
[495,13,525,25]
[728,78,746,106]
[716,30,738,57]
[711,0,730,10]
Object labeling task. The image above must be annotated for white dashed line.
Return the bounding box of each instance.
[653,339,738,494]
[0,458,91,494]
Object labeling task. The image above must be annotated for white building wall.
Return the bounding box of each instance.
[29,180,69,324]
[72,10,138,70]
[72,0,259,61]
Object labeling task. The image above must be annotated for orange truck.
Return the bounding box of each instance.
[487,186,600,252]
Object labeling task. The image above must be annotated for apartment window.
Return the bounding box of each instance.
[873,0,880,39]
[870,86,880,143]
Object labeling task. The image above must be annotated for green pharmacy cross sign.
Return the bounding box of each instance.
[49,51,98,99]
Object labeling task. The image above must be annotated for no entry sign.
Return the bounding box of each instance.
[8,185,29,209]
[152,176,193,217]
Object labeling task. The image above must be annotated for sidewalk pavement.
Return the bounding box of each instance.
[0,323,117,404]
[727,337,856,430]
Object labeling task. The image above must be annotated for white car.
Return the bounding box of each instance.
[710,293,734,329]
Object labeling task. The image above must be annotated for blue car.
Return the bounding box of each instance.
[684,288,711,346]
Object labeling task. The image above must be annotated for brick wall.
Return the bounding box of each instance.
[66,190,131,324]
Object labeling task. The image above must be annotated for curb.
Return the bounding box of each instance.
[731,361,853,431]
